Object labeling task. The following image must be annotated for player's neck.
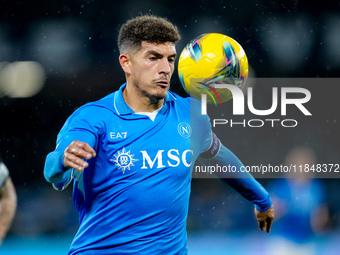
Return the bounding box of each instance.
[123,84,164,113]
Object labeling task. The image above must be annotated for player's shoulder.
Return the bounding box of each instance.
[169,91,204,115]
[60,92,119,135]
[83,92,116,110]
[72,92,117,116]
[167,91,188,103]
[167,90,202,107]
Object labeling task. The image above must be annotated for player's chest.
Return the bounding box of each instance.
[99,114,193,172]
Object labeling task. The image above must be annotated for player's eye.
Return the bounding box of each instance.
[148,53,163,61]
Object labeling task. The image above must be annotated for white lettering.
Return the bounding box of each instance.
[281,88,312,116]
[213,119,228,127]
[110,132,128,139]
[182,150,193,167]
[201,85,312,116]
[140,149,193,169]
[281,119,298,127]
[248,87,278,115]
[167,149,180,167]
[141,150,165,169]
[230,119,246,127]
[210,118,299,127]
[247,119,264,127]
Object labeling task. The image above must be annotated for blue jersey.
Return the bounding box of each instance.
[45,84,211,254]
[44,83,272,254]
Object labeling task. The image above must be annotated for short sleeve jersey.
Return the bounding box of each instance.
[55,84,213,254]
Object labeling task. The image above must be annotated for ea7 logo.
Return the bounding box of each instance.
[140,149,193,169]
[110,132,127,139]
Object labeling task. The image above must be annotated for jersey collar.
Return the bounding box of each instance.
[114,83,176,116]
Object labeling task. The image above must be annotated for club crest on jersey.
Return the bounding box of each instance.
[177,122,191,138]
[110,147,138,174]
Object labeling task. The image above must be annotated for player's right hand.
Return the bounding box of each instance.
[63,140,96,172]
[254,205,274,233]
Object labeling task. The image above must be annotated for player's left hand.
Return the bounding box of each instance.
[254,205,274,233]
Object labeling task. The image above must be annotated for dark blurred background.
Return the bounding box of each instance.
[0,0,339,254]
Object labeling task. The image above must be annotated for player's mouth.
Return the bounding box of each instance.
[154,80,169,88]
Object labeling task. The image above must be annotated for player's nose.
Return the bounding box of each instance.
[159,58,172,75]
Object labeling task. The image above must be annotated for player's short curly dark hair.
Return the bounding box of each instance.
[118,15,181,54]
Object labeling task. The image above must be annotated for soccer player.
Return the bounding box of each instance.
[0,155,17,245]
[44,15,274,254]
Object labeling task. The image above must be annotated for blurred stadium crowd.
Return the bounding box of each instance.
[0,0,339,253]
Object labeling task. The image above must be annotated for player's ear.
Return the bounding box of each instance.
[119,54,131,74]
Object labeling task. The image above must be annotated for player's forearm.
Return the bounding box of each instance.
[44,131,96,188]
[44,150,72,185]
[0,178,17,243]
[219,176,272,212]
[199,144,272,212]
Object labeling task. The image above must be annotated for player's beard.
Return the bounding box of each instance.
[134,81,168,104]
[142,90,165,104]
